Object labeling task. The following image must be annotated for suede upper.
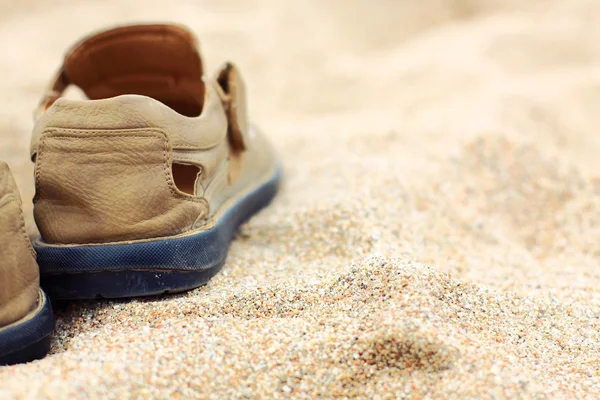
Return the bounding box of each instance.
[0,162,39,327]
[31,24,277,245]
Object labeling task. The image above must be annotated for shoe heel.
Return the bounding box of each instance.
[0,290,54,366]
[0,336,51,366]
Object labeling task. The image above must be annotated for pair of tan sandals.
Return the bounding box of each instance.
[0,23,280,365]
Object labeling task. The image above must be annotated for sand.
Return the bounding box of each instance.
[1,0,600,398]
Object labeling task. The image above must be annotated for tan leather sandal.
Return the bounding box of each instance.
[30,24,280,299]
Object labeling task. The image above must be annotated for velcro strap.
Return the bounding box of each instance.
[215,62,248,152]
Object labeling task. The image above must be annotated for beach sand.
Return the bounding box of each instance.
[1,0,599,398]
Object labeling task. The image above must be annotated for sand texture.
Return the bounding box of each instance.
[1,0,600,398]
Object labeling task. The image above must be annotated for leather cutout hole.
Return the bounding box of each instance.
[172,163,201,195]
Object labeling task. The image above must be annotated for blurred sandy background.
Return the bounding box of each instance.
[1,0,600,398]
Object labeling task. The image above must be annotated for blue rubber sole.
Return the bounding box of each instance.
[0,290,54,366]
[34,166,281,299]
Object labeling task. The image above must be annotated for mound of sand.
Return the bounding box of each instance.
[1,0,599,398]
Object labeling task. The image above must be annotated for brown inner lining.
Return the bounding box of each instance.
[63,25,205,117]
